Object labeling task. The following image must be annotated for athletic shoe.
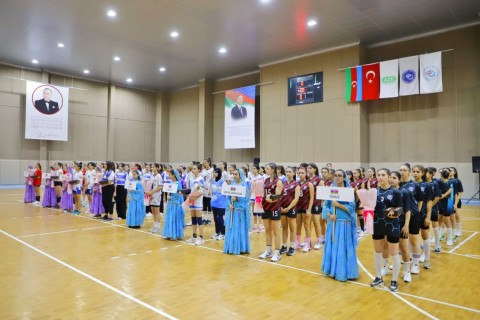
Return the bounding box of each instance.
[300,241,306,248]
[423,261,431,269]
[93,214,101,218]
[357,230,365,238]
[216,234,225,240]
[146,213,153,217]
[430,237,436,244]
[390,281,399,292]
[440,233,445,241]
[84,210,91,214]
[410,264,420,274]
[150,227,160,234]
[403,271,412,283]
[194,238,204,246]
[381,267,391,276]
[33,201,41,207]
[270,252,281,262]
[434,247,441,254]
[419,253,425,263]
[286,247,295,256]
[446,239,454,246]
[370,277,383,287]
[313,242,323,250]
[186,222,192,226]
[302,243,311,253]
[389,264,394,270]
[185,237,195,244]
[259,250,272,259]
[211,233,218,240]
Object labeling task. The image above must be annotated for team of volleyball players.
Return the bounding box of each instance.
[23,160,465,292]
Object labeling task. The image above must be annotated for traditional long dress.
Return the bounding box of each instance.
[162,180,185,240]
[42,179,57,207]
[321,199,359,281]
[90,183,105,214]
[60,174,74,211]
[24,169,35,203]
[126,181,145,227]
[224,182,251,255]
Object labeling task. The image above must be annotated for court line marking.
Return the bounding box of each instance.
[0,228,178,320]
[449,232,478,253]
[17,226,114,238]
[14,208,480,315]
[356,259,439,320]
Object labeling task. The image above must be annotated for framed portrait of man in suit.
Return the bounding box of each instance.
[32,85,63,115]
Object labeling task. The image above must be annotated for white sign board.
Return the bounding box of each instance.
[221,184,246,197]
[316,186,355,202]
[42,173,51,179]
[125,180,136,191]
[163,182,178,193]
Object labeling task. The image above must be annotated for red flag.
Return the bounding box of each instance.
[362,63,380,100]
[348,67,359,102]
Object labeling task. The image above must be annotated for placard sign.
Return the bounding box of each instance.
[42,173,51,179]
[221,184,246,197]
[125,180,136,191]
[163,182,178,193]
[316,186,355,202]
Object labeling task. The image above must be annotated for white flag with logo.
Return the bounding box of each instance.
[420,51,443,94]
[379,59,399,98]
[399,56,419,96]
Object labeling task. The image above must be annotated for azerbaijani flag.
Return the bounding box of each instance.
[345,66,362,103]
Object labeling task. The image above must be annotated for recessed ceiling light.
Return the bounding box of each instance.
[107,10,117,17]
[260,0,272,3]
[126,78,133,83]
[113,56,121,61]
[159,67,166,72]
[57,43,65,48]
[307,20,317,27]
[32,59,39,64]
[83,69,90,74]
[218,47,227,54]
[170,31,179,38]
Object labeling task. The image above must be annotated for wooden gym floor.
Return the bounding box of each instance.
[0,188,479,319]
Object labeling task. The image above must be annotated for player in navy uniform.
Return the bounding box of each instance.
[389,171,412,282]
[295,163,321,252]
[307,163,323,250]
[370,168,404,292]
[412,165,434,270]
[279,167,299,256]
[398,163,424,275]
[438,168,456,246]
[425,167,442,254]
[449,167,464,237]
[259,163,284,262]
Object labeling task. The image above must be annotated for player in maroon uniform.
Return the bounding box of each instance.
[279,167,299,256]
[367,167,378,189]
[296,166,315,252]
[259,163,284,262]
[304,163,322,251]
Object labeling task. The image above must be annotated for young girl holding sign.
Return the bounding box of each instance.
[162,170,185,240]
[126,169,145,228]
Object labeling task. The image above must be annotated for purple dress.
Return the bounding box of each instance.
[89,184,105,214]
[24,177,35,203]
[60,175,74,211]
[42,179,57,207]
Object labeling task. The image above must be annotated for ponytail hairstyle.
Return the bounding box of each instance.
[308,163,319,177]
[413,164,426,181]
[440,168,450,179]
[267,163,278,178]
[285,166,296,181]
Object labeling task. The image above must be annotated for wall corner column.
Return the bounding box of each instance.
[107,84,116,160]
[198,80,213,160]
[155,92,170,162]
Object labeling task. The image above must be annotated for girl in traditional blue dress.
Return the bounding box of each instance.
[126,169,145,228]
[224,168,251,255]
[321,169,358,282]
[162,169,185,240]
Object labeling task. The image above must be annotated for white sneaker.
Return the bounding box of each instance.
[381,267,391,276]
[186,222,192,226]
[259,250,272,259]
[211,233,218,240]
[146,213,153,217]
[216,234,225,240]
[430,237,436,244]
[403,271,412,283]
[419,253,425,263]
[194,238,204,246]
[150,227,160,234]
[185,237,195,244]
[84,210,90,214]
[411,264,420,274]
[446,239,454,246]
[33,201,41,207]
[270,252,281,262]
[313,242,322,250]
[302,244,311,252]
[300,241,306,247]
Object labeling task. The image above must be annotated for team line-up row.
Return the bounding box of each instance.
[22,160,465,292]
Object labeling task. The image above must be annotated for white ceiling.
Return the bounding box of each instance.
[0,0,479,91]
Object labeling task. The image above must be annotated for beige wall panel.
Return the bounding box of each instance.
[0,91,22,107]
[331,102,354,162]
[0,160,22,184]
[430,92,456,162]
[114,119,133,161]
[280,104,297,162]
[144,122,156,162]
[168,87,199,162]
[261,105,282,162]
[295,104,315,162]
[382,99,405,162]
[457,88,479,163]
[313,100,333,162]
